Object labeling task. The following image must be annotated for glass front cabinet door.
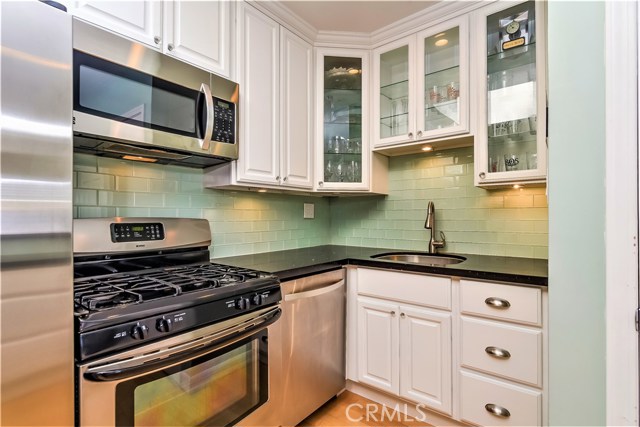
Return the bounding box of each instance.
[316,49,370,191]
[373,17,469,148]
[474,0,547,187]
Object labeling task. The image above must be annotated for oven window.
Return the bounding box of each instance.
[115,331,267,427]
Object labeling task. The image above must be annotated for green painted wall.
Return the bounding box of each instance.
[73,154,331,257]
[330,147,548,258]
[547,1,606,425]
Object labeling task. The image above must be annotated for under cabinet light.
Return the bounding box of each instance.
[421,145,434,152]
[122,155,158,163]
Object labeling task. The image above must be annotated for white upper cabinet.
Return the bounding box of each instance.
[71,1,162,48]
[71,1,233,78]
[280,28,314,189]
[163,0,232,78]
[373,15,470,150]
[473,0,547,187]
[416,16,469,141]
[236,5,280,185]
[205,3,314,191]
[316,49,368,192]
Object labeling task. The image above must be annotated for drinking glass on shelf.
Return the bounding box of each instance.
[504,154,520,171]
[527,152,538,170]
[429,85,440,105]
[447,82,459,101]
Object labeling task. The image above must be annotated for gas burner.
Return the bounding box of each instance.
[73,263,272,313]
[74,276,180,311]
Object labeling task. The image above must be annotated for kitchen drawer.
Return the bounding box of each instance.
[461,316,542,387]
[460,280,542,326]
[460,370,542,427]
[357,268,451,310]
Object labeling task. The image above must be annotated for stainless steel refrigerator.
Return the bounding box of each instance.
[0,1,74,425]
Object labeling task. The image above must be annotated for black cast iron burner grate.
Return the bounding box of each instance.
[74,263,268,312]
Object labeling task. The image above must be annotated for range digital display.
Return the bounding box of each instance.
[110,223,165,243]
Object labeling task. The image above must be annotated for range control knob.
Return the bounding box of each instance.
[131,324,149,340]
[251,294,266,306]
[235,297,250,310]
[156,318,173,333]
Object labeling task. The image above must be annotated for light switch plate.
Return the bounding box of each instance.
[303,203,314,219]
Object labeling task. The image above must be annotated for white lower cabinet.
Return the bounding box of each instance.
[458,279,545,426]
[398,305,451,413]
[348,268,547,426]
[460,371,542,427]
[355,269,453,416]
[357,298,399,394]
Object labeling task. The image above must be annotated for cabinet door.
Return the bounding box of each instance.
[474,0,547,187]
[357,297,399,395]
[72,1,162,48]
[163,0,231,78]
[316,48,370,191]
[399,305,452,415]
[236,4,280,185]
[280,29,313,189]
[416,16,469,140]
[373,36,416,147]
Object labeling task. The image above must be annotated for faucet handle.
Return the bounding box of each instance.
[440,231,446,242]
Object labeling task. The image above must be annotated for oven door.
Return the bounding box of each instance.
[78,307,280,427]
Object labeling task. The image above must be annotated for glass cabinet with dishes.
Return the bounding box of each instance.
[316,49,370,191]
[474,0,547,187]
[373,16,469,149]
[417,17,468,139]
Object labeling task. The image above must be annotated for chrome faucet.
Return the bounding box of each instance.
[424,201,446,254]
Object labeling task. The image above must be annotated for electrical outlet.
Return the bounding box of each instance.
[303,203,314,219]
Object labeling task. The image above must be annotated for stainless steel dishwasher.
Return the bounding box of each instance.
[281,269,346,426]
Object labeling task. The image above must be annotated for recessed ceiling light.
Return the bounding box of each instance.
[434,32,446,38]
[435,39,448,47]
[421,145,433,152]
[347,68,361,75]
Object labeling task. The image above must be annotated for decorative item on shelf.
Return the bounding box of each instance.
[498,9,531,52]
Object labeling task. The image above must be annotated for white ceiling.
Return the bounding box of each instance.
[279,1,438,33]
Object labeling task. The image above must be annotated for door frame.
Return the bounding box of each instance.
[605,1,639,424]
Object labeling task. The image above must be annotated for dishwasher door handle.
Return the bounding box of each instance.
[284,280,345,302]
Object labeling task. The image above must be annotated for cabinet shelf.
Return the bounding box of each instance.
[380,112,409,129]
[380,79,409,100]
[487,42,536,76]
[425,65,460,81]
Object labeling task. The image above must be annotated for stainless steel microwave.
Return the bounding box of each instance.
[72,18,238,168]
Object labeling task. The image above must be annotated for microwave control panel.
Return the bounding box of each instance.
[212,97,236,145]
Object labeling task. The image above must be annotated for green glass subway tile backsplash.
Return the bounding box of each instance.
[73,146,548,260]
[329,147,548,259]
[73,154,331,257]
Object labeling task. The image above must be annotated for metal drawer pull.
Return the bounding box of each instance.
[485,403,511,418]
[485,346,511,359]
[485,297,511,309]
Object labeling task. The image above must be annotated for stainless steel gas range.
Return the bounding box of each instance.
[73,218,281,427]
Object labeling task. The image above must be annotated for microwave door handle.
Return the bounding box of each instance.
[199,83,214,151]
[84,308,281,382]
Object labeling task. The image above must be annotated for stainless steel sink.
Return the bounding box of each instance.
[372,252,466,266]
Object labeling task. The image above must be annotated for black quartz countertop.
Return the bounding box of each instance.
[212,245,548,287]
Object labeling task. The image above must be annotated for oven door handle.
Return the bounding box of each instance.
[84,308,280,382]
